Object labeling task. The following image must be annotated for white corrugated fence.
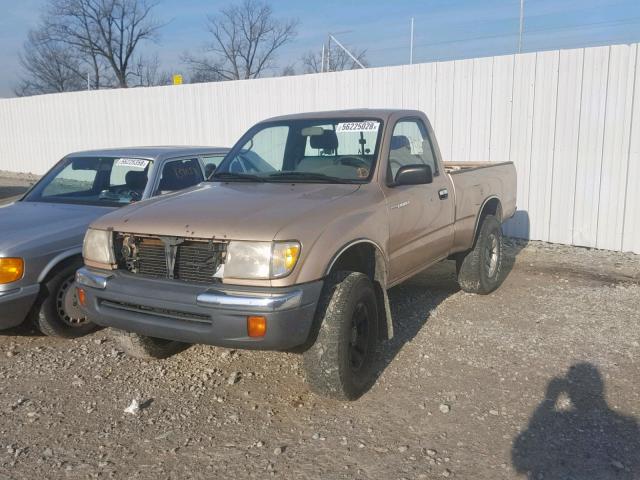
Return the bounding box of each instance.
[0,43,638,253]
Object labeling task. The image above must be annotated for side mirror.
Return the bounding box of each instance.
[394,164,433,186]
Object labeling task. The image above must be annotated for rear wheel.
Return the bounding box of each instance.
[111,329,189,360]
[303,271,379,400]
[36,261,97,338]
[456,214,504,294]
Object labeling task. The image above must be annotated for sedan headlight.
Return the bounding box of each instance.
[0,258,24,284]
[224,241,300,280]
[82,228,115,267]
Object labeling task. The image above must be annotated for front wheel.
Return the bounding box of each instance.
[36,261,97,338]
[303,271,379,401]
[456,214,504,294]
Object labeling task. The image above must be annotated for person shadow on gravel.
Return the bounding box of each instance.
[512,363,640,479]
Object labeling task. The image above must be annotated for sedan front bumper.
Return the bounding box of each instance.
[0,284,40,329]
[76,268,324,350]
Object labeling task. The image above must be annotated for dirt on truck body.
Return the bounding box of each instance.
[76,109,517,400]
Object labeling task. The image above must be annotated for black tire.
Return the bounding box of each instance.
[303,271,379,401]
[35,260,97,338]
[111,329,188,360]
[456,214,504,294]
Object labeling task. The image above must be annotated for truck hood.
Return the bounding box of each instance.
[0,201,115,255]
[91,182,361,241]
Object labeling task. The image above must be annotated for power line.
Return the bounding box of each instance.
[364,17,640,56]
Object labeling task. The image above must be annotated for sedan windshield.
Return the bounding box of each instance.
[212,118,383,183]
[23,156,152,207]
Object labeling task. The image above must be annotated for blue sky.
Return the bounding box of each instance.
[1,0,639,97]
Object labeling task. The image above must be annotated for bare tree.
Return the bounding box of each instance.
[47,0,163,88]
[129,54,171,87]
[184,56,226,84]
[302,44,368,73]
[15,28,87,96]
[280,64,296,76]
[183,0,298,81]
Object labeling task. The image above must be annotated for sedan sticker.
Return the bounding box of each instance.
[115,158,149,169]
[336,121,380,133]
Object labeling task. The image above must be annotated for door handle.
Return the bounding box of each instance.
[438,188,449,200]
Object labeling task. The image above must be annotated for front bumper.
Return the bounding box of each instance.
[76,268,324,350]
[0,284,40,329]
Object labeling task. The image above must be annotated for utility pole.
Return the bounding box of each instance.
[518,0,525,53]
[410,17,414,64]
[87,73,91,91]
[327,35,332,72]
[321,43,326,72]
[329,34,366,69]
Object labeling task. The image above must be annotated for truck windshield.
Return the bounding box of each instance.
[23,156,152,207]
[212,118,383,183]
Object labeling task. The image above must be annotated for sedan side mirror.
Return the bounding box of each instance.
[394,164,433,186]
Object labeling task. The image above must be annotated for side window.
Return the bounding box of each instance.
[156,158,204,195]
[388,119,438,182]
[202,155,225,178]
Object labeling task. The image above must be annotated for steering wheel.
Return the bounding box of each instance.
[99,188,136,202]
[335,156,369,168]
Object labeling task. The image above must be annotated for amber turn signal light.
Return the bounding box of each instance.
[247,316,267,337]
[0,258,24,284]
[76,287,86,307]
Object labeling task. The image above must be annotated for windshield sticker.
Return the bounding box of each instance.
[115,158,149,169]
[336,121,380,133]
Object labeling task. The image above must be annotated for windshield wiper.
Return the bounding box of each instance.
[210,171,265,182]
[267,172,355,184]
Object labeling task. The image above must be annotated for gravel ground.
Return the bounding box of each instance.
[0,240,638,479]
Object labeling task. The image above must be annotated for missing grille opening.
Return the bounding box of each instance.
[114,233,227,283]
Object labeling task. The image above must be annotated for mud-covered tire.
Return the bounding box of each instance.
[303,271,379,401]
[111,329,188,360]
[35,261,97,338]
[456,214,504,294]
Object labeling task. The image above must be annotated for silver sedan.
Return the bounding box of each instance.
[0,146,228,337]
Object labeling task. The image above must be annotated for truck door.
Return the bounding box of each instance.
[384,117,455,282]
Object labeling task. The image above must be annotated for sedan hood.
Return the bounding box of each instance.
[0,201,115,255]
[91,182,361,241]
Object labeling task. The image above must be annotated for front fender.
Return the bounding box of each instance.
[293,207,390,285]
[37,247,83,283]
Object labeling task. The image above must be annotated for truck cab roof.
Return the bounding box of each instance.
[263,109,425,123]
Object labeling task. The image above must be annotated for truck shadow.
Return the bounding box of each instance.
[372,224,530,390]
[512,363,640,479]
[501,209,530,281]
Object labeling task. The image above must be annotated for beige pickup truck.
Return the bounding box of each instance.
[76,109,516,400]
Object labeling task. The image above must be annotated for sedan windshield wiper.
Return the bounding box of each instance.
[267,172,355,184]
[210,171,265,182]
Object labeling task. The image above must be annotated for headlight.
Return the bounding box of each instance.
[82,228,115,267]
[0,258,24,284]
[224,241,300,280]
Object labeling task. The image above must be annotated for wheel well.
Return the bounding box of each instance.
[329,243,376,280]
[474,198,502,242]
[327,242,393,341]
[41,255,83,284]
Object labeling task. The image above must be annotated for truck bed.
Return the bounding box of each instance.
[445,161,518,253]
[443,161,513,173]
